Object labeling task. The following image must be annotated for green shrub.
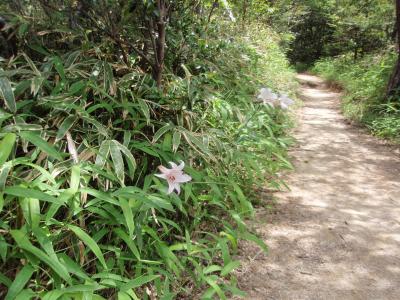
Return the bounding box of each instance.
[312,49,400,142]
[0,20,297,300]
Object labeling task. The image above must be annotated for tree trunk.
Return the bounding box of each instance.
[242,0,248,30]
[386,0,400,97]
[154,0,167,88]
[206,0,218,27]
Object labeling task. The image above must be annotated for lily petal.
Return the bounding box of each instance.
[169,161,178,169]
[167,182,175,194]
[176,174,192,183]
[158,165,170,174]
[174,183,181,194]
[280,102,288,110]
[155,173,167,179]
[177,161,185,170]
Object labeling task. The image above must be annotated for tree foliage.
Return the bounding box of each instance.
[269,0,395,65]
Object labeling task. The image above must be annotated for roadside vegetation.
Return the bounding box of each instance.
[0,1,297,299]
[270,0,399,142]
[312,50,399,141]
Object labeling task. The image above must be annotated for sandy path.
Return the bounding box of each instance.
[235,74,400,300]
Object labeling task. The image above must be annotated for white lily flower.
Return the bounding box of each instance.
[257,87,279,107]
[155,161,192,194]
[279,93,295,110]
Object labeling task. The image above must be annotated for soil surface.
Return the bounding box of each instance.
[234,74,400,300]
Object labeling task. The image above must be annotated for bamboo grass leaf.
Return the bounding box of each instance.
[220,260,240,276]
[119,275,160,292]
[19,131,63,161]
[68,225,108,270]
[0,133,16,166]
[10,230,71,282]
[56,116,77,141]
[0,78,16,113]
[153,124,174,143]
[118,197,135,239]
[110,140,125,184]
[5,264,35,300]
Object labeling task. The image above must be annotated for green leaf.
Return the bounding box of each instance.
[218,238,230,265]
[29,198,41,229]
[241,231,268,253]
[153,124,174,143]
[103,62,114,94]
[53,56,66,80]
[56,116,77,141]
[0,133,16,166]
[4,186,65,205]
[0,193,4,213]
[68,225,108,270]
[95,140,110,168]
[0,77,16,113]
[19,131,63,161]
[114,141,137,177]
[30,76,44,96]
[70,165,80,193]
[110,140,125,184]
[203,265,222,275]
[10,230,71,282]
[15,288,36,300]
[204,276,226,300]
[118,292,132,300]
[137,98,150,124]
[233,183,253,216]
[172,131,181,152]
[17,22,29,37]
[113,228,141,261]
[22,52,41,76]
[119,275,160,292]
[0,235,8,262]
[81,188,119,206]
[14,80,30,98]
[221,260,240,276]
[81,116,109,137]
[5,264,35,300]
[119,197,135,239]
[0,163,12,193]
[29,199,41,229]
[0,272,12,287]
[69,80,86,95]
[58,253,90,280]
[33,228,59,262]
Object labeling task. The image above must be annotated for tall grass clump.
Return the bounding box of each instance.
[0,5,297,300]
[312,49,400,141]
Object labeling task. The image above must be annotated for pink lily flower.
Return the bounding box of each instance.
[155,161,192,194]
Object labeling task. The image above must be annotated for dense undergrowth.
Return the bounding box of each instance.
[0,8,297,300]
[312,49,400,142]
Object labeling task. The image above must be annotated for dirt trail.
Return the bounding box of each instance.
[235,74,400,300]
